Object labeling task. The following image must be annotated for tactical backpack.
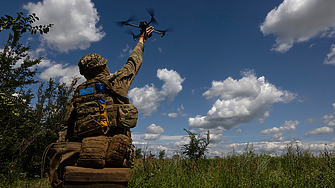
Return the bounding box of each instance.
[72,76,137,168]
[73,77,138,138]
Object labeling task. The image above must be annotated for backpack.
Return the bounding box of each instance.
[73,77,138,138]
[72,76,137,168]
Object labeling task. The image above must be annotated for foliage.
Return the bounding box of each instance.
[181,128,210,160]
[0,78,77,186]
[0,12,75,186]
[135,148,143,159]
[129,144,335,188]
[158,150,165,160]
[0,12,53,92]
[5,143,335,187]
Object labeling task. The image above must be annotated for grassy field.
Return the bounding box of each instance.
[5,143,335,188]
[129,144,335,188]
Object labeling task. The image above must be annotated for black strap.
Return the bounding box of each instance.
[95,77,130,104]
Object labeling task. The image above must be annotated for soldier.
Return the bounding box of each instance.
[49,26,154,187]
[59,26,154,142]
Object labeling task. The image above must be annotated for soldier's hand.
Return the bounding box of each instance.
[139,26,154,43]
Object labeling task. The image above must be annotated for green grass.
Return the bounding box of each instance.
[129,144,335,188]
[4,143,335,187]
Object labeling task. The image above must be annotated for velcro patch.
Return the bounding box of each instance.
[95,83,105,94]
[79,86,95,96]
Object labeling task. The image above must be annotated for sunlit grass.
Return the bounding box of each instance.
[5,143,334,188]
[129,144,335,188]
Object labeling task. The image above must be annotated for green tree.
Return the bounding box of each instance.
[182,128,210,160]
[0,12,54,184]
[135,148,143,159]
[148,151,155,159]
[158,150,165,160]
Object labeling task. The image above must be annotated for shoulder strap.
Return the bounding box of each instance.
[95,77,130,104]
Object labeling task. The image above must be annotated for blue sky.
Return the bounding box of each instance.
[2,0,335,157]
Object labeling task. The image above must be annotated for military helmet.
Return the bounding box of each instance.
[78,53,108,74]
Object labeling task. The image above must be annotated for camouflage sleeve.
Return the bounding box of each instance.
[114,42,144,92]
[58,94,76,142]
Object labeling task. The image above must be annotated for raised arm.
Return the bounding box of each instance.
[114,26,154,93]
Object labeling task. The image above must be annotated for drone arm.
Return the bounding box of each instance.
[153,30,165,37]
[125,22,140,28]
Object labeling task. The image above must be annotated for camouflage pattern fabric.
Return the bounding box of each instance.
[58,41,144,143]
[78,53,108,74]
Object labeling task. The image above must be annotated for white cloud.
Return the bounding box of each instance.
[258,111,270,124]
[128,84,163,117]
[168,113,178,118]
[189,70,296,130]
[324,44,335,65]
[260,0,335,53]
[39,62,84,85]
[307,118,316,124]
[178,104,188,117]
[158,68,185,102]
[129,69,185,117]
[235,128,242,134]
[333,103,335,109]
[198,127,224,144]
[322,113,335,126]
[141,124,165,141]
[261,120,299,134]
[23,0,105,53]
[119,44,132,58]
[146,124,164,134]
[141,133,161,141]
[305,126,334,136]
[260,120,299,141]
[133,136,335,158]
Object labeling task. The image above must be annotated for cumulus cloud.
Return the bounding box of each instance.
[146,124,165,134]
[23,0,105,53]
[198,127,224,144]
[305,126,334,136]
[141,124,165,141]
[260,0,335,53]
[260,120,299,141]
[39,62,84,85]
[129,69,185,117]
[128,84,163,117]
[158,69,185,102]
[188,70,296,130]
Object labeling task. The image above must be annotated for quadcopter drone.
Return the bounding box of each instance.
[116,8,173,41]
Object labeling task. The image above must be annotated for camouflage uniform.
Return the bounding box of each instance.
[58,42,144,142]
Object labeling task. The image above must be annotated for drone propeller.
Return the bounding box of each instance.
[124,29,140,41]
[156,27,175,37]
[115,15,139,27]
[146,8,159,25]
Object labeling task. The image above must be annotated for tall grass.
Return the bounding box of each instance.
[5,143,334,187]
[129,143,335,188]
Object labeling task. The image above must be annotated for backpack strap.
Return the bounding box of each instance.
[95,77,130,104]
